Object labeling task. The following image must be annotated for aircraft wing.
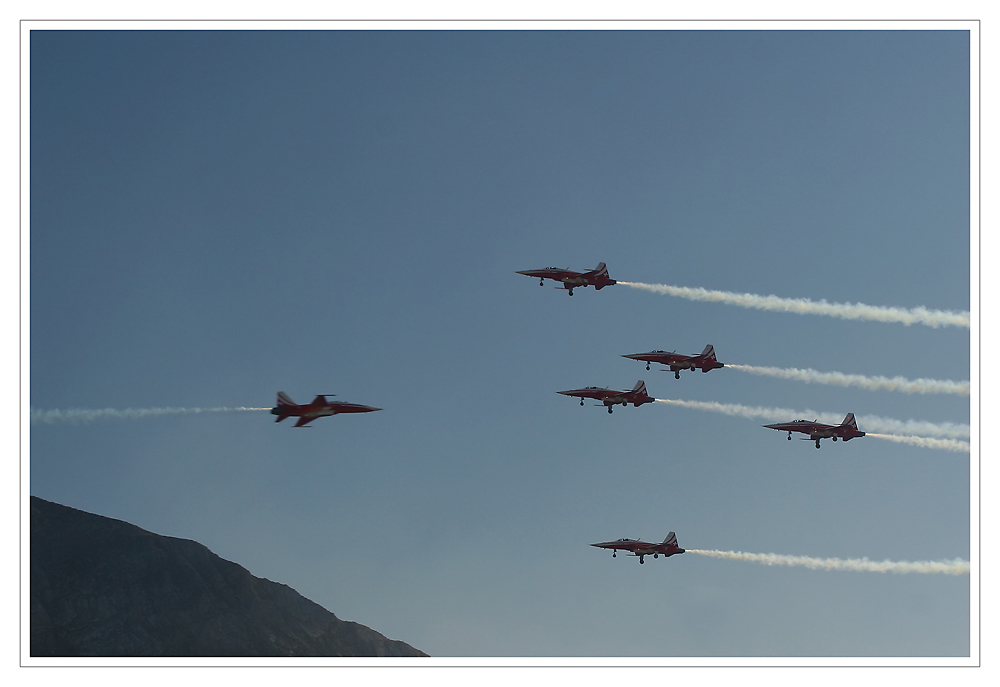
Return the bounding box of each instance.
[329,402,382,414]
[293,416,315,428]
[516,268,578,281]
[558,387,612,400]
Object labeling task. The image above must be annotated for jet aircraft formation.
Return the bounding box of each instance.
[517,261,867,563]
[271,261,870,569]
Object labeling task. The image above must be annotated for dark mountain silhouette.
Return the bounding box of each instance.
[30,496,427,657]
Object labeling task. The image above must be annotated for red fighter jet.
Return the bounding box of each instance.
[270,392,381,427]
[557,380,654,414]
[763,412,866,449]
[515,262,616,296]
[623,344,726,379]
[591,532,686,564]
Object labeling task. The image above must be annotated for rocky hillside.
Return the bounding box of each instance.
[30,496,427,657]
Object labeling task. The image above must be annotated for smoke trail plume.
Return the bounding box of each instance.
[728,364,969,396]
[654,399,969,439]
[866,433,971,453]
[30,407,270,425]
[687,549,970,575]
[859,415,969,439]
[618,281,970,329]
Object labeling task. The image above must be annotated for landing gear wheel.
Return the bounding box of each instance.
[580,399,584,406]
[832,437,838,442]
[608,407,613,414]
[815,441,821,449]
[568,289,574,296]
[639,557,644,564]
[787,434,792,441]
[646,363,651,371]
[675,371,680,380]
[653,553,658,559]
[612,552,616,558]
[539,279,544,286]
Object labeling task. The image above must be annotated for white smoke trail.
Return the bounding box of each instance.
[619,281,970,329]
[687,549,970,575]
[30,407,270,425]
[654,398,969,439]
[859,415,969,439]
[866,433,971,453]
[727,364,969,396]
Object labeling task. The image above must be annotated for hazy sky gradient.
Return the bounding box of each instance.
[29,28,971,658]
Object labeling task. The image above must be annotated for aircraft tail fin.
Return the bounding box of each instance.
[662,531,678,547]
[631,380,647,395]
[700,344,716,361]
[841,412,858,430]
[273,392,296,422]
[589,262,616,289]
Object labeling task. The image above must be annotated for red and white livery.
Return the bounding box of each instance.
[515,262,616,296]
[763,412,866,449]
[591,532,686,564]
[623,344,726,379]
[270,392,381,428]
[557,380,655,414]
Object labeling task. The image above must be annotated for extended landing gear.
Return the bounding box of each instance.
[639,556,645,564]
[815,440,822,449]
[580,399,585,406]
[539,279,544,286]
[608,406,613,414]
[787,433,792,441]
[674,371,680,380]
[832,437,838,442]
[612,551,616,558]
[653,553,658,559]
[646,363,651,371]
[568,288,574,296]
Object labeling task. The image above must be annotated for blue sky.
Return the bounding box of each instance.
[28,28,972,658]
